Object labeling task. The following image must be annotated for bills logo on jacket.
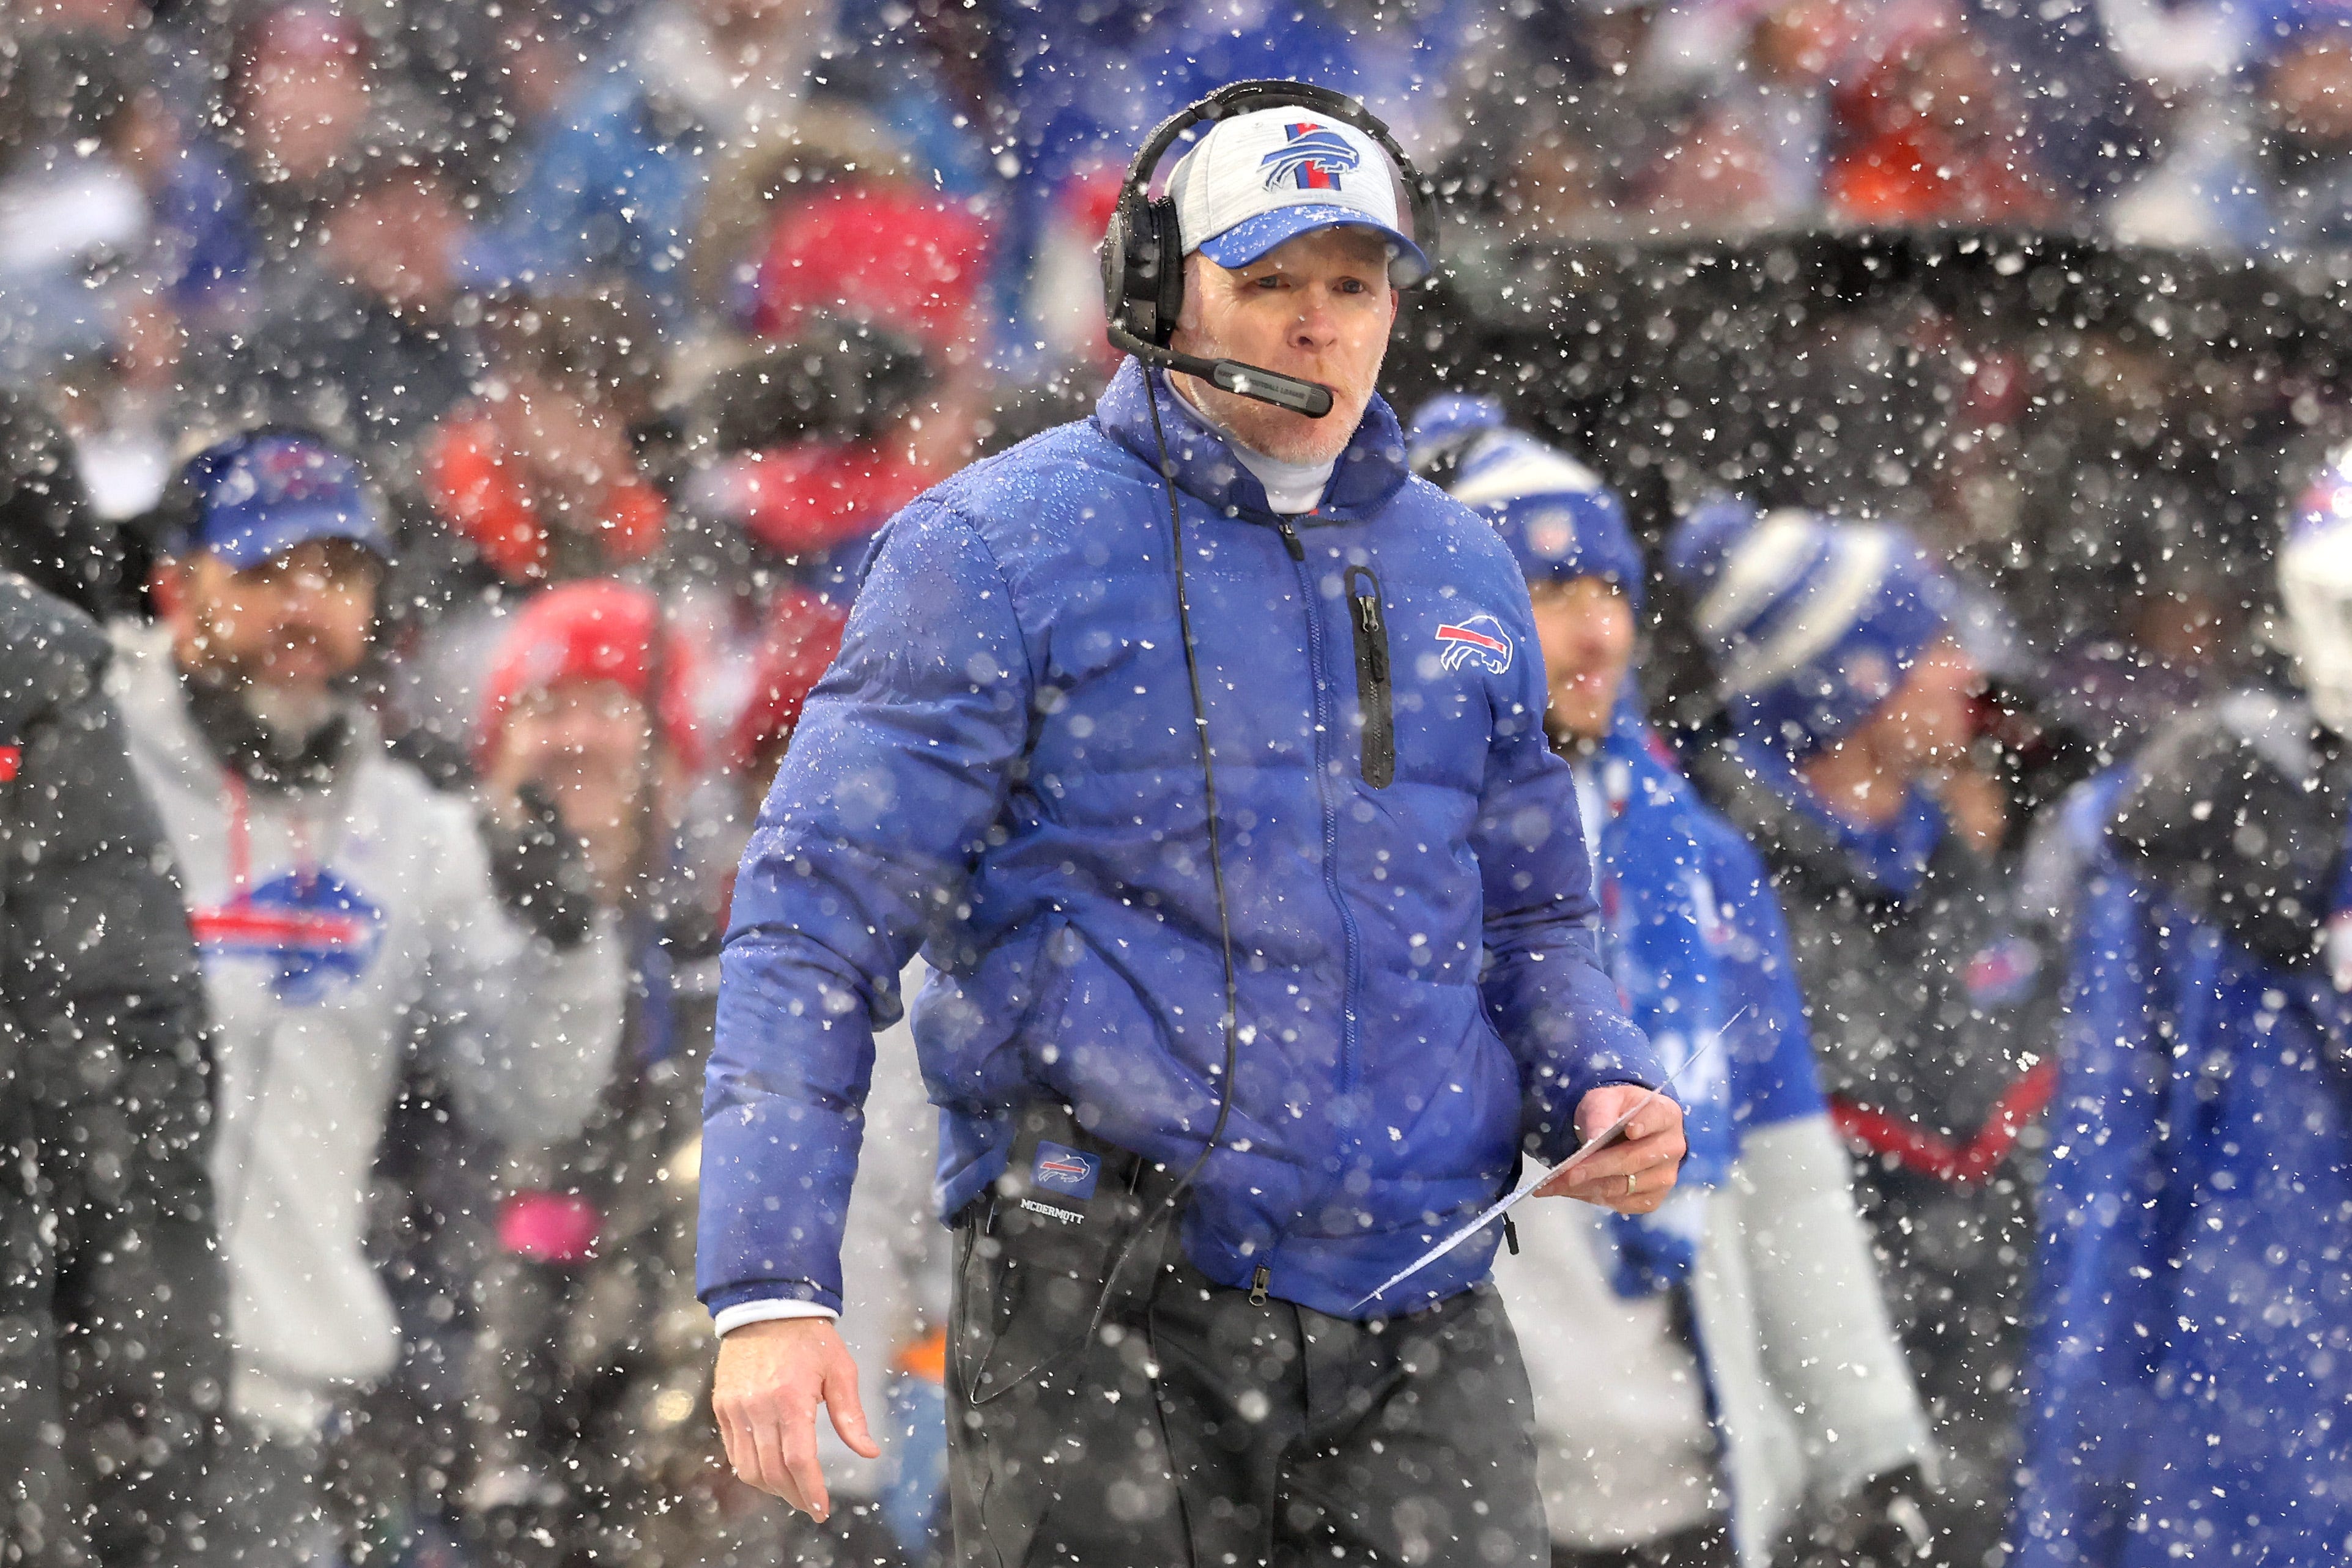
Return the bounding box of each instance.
[1261,123,1360,191]
[1436,615,1514,675]
[193,868,385,1005]
[1032,1141,1100,1200]
[1962,934,2042,1009]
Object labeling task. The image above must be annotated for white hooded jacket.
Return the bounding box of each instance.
[111,627,625,1437]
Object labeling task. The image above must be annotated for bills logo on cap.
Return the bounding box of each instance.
[1437,615,1514,675]
[1261,122,1360,192]
[1032,1141,1101,1200]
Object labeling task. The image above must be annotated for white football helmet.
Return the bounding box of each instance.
[2280,445,2352,738]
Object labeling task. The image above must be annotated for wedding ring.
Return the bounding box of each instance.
[1625,1171,1638,1197]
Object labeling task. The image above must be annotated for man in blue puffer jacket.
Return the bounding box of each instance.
[700,95,1676,1568]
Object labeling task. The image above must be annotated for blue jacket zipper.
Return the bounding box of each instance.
[1273,512,1367,1096]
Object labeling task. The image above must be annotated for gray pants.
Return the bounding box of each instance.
[946,1111,1545,1568]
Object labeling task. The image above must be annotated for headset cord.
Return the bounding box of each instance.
[1080,375,1246,1340]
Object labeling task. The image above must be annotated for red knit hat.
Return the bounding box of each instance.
[749,183,991,359]
[728,586,847,771]
[476,581,703,774]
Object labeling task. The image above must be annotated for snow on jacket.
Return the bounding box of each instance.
[700,358,1659,1323]
[2016,697,2352,1567]
[1506,699,1928,1566]
[109,626,625,1437]
[1,579,223,1566]
[1684,731,2058,1568]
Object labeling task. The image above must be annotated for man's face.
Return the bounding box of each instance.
[2266,41,2352,150]
[509,679,653,832]
[1529,577,1636,744]
[488,371,632,511]
[168,538,380,692]
[325,180,460,310]
[1169,226,1399,466]
[1857,637,1980,770]
[240,50,369,181]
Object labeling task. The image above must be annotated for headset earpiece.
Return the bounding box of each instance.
[1103,188,1187,349]
[1148,195,1183,347]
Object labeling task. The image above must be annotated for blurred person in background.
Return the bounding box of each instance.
[0,30,243,383]
[682,171,993,577]
[109,427,626,1565]
[481,0,978,323]
[210,4,383,268]
[1825,0,2059,228]
[190,141,481,459]
[390,284,668,777]
[684,103,928,319]
[1441,0,1666,245]
[2109,0,2352,250]
[2013,448,2352,1568]
[1412,397,1934,1568]
[2,523,223,1566]
[389,0,605,208]
[458,580,721,1567]
[459,580,951,1568]
[1636,0,1854,234]
[1668,498,2062,1568]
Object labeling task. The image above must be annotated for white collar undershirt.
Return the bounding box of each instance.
[1171,377,1337,516]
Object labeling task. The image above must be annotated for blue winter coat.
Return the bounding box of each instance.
[698,360,1659,1321]
[2014,773,2352,1567]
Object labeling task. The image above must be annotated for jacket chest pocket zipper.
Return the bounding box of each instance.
[1346,565,1394,788]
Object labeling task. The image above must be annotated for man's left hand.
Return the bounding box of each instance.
[1534,1085,1688,1214]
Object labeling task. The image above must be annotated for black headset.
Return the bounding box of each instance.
[1100,78,1442,419]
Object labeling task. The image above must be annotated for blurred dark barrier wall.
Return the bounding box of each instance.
[1396,231,2352,741]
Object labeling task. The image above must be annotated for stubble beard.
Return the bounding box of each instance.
[1173,327,1377,465]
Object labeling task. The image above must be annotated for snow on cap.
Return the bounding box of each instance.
[1409,396,1645,612]
[475,580,702,772]
[1166,107,1429,286]
[1667,496,1953,757]
[171,430,388,572]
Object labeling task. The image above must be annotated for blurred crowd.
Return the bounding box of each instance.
[3,0,2351,1566]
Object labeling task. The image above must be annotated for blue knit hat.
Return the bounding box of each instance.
[1666,497,1953,756]
[1407,394,1644,612]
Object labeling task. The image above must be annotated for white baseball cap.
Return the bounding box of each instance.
[1165,106,1430,286]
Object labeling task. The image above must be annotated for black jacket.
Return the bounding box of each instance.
[1,576,223,1565]
[1685,736,2060,1568]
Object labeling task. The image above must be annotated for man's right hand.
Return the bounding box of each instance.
[712,1317,880,1521]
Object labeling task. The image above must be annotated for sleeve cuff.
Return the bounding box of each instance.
[713,1299,840,1338]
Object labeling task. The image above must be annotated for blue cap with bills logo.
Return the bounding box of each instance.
[168,431,389,571]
